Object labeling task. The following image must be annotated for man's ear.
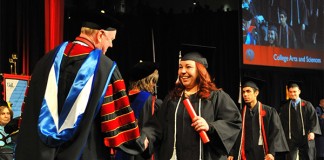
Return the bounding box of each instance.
[95,30,104,43]
[255,90,259,96]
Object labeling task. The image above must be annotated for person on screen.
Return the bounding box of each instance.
[267,25,279,47]
[243,8,259,45]
[227,77,289,160]
[308,0,321,45]
[243,0,270,45]
[138,52,242,159]
[278,9,298,49]
[281,0,308,49]
[277,81,321,160]
[0,101,15,160]
[15,10,143,160]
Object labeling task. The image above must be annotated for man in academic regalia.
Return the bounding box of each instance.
[280,0,308,48]
[15,10,143,160]
[228,77,289,160]
[278,81,321,160]
[278,9,298,49]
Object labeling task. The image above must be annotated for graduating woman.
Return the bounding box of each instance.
[140,52,242,160]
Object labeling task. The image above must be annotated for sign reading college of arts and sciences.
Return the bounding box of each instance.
[243,45,324,70]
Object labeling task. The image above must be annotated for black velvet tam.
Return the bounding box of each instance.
[128,61,158,81]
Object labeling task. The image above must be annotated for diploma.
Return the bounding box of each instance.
[183,98,210,143]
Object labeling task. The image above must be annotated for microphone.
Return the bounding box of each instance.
[183,98,210,143]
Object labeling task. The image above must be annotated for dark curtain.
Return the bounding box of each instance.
[100,11,240,101]
[0,0,44,75]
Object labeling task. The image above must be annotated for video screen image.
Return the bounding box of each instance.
[242,0,324,70]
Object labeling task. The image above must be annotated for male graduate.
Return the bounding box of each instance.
[228,77,289,160]
[15,10,143,160]
[278,81,321,160]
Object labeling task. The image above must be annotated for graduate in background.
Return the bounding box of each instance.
[115,61,162,160]
[278,81,321,160]
[228,77,289,160]
[139,52,242,160]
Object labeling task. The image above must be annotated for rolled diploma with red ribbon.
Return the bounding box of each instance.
[183,98,210,143]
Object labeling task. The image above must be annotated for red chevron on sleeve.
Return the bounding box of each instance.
[101,112,136,131]
[113,80,126,92]
[114,96,130,110]
[101,96,130,115]
[105,84,113,96]
[101,102,115,115]
[104,127,140,147]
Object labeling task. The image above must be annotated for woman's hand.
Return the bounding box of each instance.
[144,137,149,149]
[191,116,209,132]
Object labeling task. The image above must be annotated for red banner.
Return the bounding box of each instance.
[243,45,324,70]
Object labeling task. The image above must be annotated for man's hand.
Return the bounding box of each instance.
[308,132,315,141]
[302,24,306,30]
[265,154,274,160]
[227,156,234,160]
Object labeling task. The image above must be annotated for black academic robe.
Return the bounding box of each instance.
[230,102,289,160]
[129,92,162,132]
[116,91,162,160]
[142,90,242,160]
[278,25,298,49]
[278,99,321,160]
[15,41,141,160]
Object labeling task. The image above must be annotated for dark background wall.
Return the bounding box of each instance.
[0,0,323,109]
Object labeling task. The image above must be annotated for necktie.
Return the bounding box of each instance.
[292,102,297,110]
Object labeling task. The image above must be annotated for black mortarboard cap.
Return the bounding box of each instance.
[279,9,287,17]
[242,76,265,90]
[268,25,278,33]
[242,9,253,21]
[80,9,122,31]
[286,80,303,89]
[128,61,159,81]
[181,52,208,68]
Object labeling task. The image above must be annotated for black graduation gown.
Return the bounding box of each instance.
[278,99,321,160]
[142,90,242,160]
[231,103,289,160]
[116,91,162,160]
